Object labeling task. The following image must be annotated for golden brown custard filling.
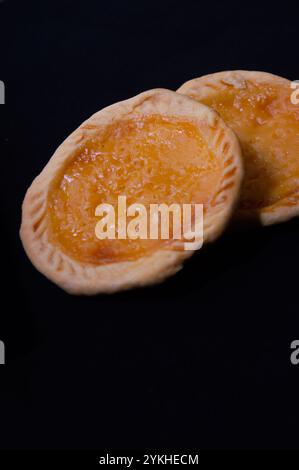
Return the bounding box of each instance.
[48,115,221,264]
[198,81,299,211]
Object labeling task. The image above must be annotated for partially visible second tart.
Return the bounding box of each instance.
[20,89,243,294]
[178,71,299,225]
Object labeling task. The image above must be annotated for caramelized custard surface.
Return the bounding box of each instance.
[48,115,221,264]
[197,80,299,211]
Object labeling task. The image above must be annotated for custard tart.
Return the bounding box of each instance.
[178,71,299,225]
[20,89,242,294]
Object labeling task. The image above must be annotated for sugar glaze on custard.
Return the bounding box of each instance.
[198,81,299,211]
[48,115,222,264]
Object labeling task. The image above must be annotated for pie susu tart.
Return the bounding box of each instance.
[20,89,243,294]
[178,71,299,225]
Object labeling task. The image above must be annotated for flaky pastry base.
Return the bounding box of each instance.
[20,89,243,294]
[178,70,299,226]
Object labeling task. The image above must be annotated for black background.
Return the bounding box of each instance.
[0,0,299,450]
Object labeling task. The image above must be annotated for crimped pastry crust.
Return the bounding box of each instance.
[20,88,243,294]
[178,70,299,226]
